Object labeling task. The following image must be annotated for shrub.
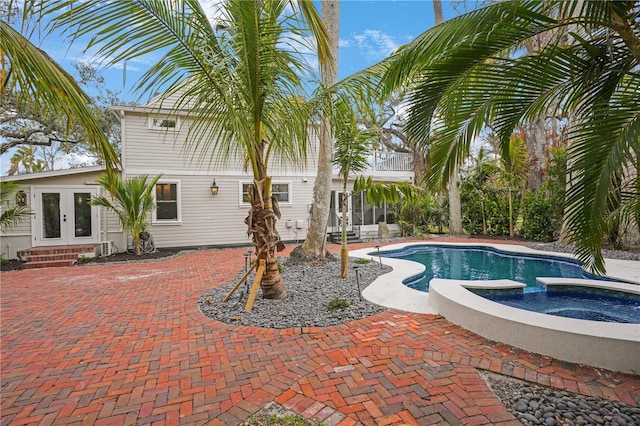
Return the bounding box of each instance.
[521,190,555,241]
[327,297,351,312]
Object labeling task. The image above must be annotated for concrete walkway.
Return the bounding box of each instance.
[1,238,639,425]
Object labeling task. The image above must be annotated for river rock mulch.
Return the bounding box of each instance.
[481,371,640,426]
[198,253,390,328]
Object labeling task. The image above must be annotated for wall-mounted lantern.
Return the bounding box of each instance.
[210,179,219,196]
[16,190,27,206]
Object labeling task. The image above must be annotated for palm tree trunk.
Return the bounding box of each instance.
[246,178,287,300]
[508,188,514,237]
[340,183,349,278]
[432,0,463,235]
[301,0,340,258]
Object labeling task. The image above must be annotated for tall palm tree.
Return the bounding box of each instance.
[46,0,332,298]
[7,146,44,175]
[303,0,340,258]
[381,0,640,274]
[0,19,120,172]
[91,173,161,256]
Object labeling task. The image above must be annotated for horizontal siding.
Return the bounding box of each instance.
[143,174,315,249]
[123,112,321,177]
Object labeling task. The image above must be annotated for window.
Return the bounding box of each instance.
[240,182,291,205]
[149,116,179,131]
[154,182,180,223]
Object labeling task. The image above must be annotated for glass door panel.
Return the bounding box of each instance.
[73,192,92,238]
[42,192,62,239]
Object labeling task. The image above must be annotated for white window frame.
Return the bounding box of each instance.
[239,181,292,206]
[153,180,182,224]
[148,115,180,132]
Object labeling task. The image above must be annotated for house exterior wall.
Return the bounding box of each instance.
[0,168,124,259]
[118,107,321,250]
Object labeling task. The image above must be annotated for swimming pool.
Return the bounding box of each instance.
[352,242,640,373]
[379,245,604,292]
[378,244,640,324]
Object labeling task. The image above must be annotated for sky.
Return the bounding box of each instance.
[1,0,463,175]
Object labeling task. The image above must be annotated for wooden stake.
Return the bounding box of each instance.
[223,261,258,302]
[245,259,265,312]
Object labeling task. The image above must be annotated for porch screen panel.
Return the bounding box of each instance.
[352,192,363,226]
[42,193,61,238]
[74,193,92,237]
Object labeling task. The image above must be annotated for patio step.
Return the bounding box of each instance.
[328,231,361,244]
[17,245,97,269]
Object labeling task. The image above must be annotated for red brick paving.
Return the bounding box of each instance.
[1,237,638,425]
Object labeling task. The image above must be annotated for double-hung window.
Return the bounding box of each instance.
[154,181,181,223]
[240,182,291,205]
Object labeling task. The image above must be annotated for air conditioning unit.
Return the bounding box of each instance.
[100,241,113,257]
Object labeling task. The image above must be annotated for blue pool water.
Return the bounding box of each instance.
[379,245,598,292]
[378,245,640,323]
[473,287,640,324]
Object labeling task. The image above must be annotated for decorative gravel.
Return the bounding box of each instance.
[482,371,640,426]
[198,254,391,328]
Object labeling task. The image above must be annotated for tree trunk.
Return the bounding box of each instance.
[340,184,349,278]
[524,116,547,190]
[245,178,287,299]
[448,171,463,234]
[432,0,463,235]
[301,0,339,257]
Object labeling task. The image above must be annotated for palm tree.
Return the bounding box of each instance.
[332,104,375,278]
[0,19,120,172]
[381,0,640,274]
[0,181,32,230]
[499,137,529,237]
[91,173,161,256]
[46,0,332,298]
[303,0,340,258]
[7,146,44,175]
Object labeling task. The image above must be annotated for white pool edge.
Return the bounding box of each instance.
[351,242,640,374]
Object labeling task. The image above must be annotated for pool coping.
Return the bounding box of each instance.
[350,242,640,374]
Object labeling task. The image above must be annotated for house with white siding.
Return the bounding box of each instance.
[1,97,413,266]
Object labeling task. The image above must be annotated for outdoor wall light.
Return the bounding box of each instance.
[210,179,219,196]
[16,190,27,206]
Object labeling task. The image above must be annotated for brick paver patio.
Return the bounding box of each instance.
[1,238,638,425]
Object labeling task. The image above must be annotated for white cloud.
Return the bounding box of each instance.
[352,29,400,61]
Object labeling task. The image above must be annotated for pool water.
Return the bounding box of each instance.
[379,245,640,324]
[380,245,597,292]
[472,286,640,324]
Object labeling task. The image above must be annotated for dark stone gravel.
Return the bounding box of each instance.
[198,254,391,328]
[482,371,640,426]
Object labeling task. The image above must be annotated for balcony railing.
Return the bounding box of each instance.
[332,151,413,173]
[367,151,413,171]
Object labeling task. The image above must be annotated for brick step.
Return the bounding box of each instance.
[17,245,96,258]
[21,253,80,263]
[21,259,77,269]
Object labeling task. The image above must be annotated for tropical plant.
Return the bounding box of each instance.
[381,0,640,273]
[7,146,44,175]
[0,18,120,171]
[498,137,528,237]
[0,181,32,230]
[91,173,162,256]
[332,102,376,278]
[45,0,332,298]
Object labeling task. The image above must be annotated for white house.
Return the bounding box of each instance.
[1,97,413,265]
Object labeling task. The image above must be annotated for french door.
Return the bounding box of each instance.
[329,190,352,233]
[33,187,100,246]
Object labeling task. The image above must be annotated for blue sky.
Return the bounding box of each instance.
[39,1,461,100]
[2,1,463,174]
